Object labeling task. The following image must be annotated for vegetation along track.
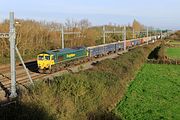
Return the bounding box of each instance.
[0,61,48,91]
[0,40,160,98]
[0,53,120,93]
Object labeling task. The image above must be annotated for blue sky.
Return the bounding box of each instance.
[0,0,180,29]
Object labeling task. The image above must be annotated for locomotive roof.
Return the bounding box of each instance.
[44,47,86,55]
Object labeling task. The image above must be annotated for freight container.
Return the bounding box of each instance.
[87,45,105,57]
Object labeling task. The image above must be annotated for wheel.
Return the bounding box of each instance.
[51,68,56,73]
[46,69,51,74]
[38,69,44,74]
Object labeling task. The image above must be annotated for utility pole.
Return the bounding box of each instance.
[161,29,163,39]
[103,26,106,44]
[123,26,126,51]
[0,12,34,99]
[113,28,116,33]
[103,25,123,44]
[133,29,135,39]
[61,26,64,49]
[61,25,81,49]
[147,27,149,45]
[9,12,17,98]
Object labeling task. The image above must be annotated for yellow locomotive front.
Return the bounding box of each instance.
[37,53,55,72]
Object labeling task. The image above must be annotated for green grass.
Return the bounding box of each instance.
[114,64,180,120]
[166,47,180,59]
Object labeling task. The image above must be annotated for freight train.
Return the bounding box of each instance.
[37,36,161,73]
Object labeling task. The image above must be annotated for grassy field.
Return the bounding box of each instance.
[114,63,180,120]
[166,47,180,59]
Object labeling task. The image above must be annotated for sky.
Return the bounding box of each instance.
[0,0,180,30]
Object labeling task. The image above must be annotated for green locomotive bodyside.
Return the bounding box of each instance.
[47,47,88,64]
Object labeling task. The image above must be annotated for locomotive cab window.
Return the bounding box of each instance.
[38,56,44,60]
[45,56,50,60]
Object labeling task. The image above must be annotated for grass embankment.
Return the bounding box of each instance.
[166,40,180,59]
[166,47,180,59]
[0,42,161,120]
[114,63,180,120]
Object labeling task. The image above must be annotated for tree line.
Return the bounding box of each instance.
[0,19,145,63]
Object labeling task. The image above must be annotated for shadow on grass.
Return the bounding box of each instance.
[0,102,55,120]
[87,111,121,120]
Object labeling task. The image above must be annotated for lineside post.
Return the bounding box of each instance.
[61,26,64,49]
[123,26,126,51]
[103,26,106,44]
[161,29,163,39]
[9,12,17,98]
[133,29,135,39]
[147,27,149,45]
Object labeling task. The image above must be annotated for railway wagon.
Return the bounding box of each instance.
[87,45,105,57]
[87,41,124,57]
[150,36,157,43]
[140,38,145,44]
[116,41,124,51]
[143,37,151,43]
[151,36,156,40]
[126,41,132,48]
[104,42,124,53]
[131,39,141,46]
[104,43,116,53]
[37,47,87,72]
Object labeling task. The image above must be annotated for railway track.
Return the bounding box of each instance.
[0,51,123,94]
[0,61,37,74]
[0,40,159,100]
